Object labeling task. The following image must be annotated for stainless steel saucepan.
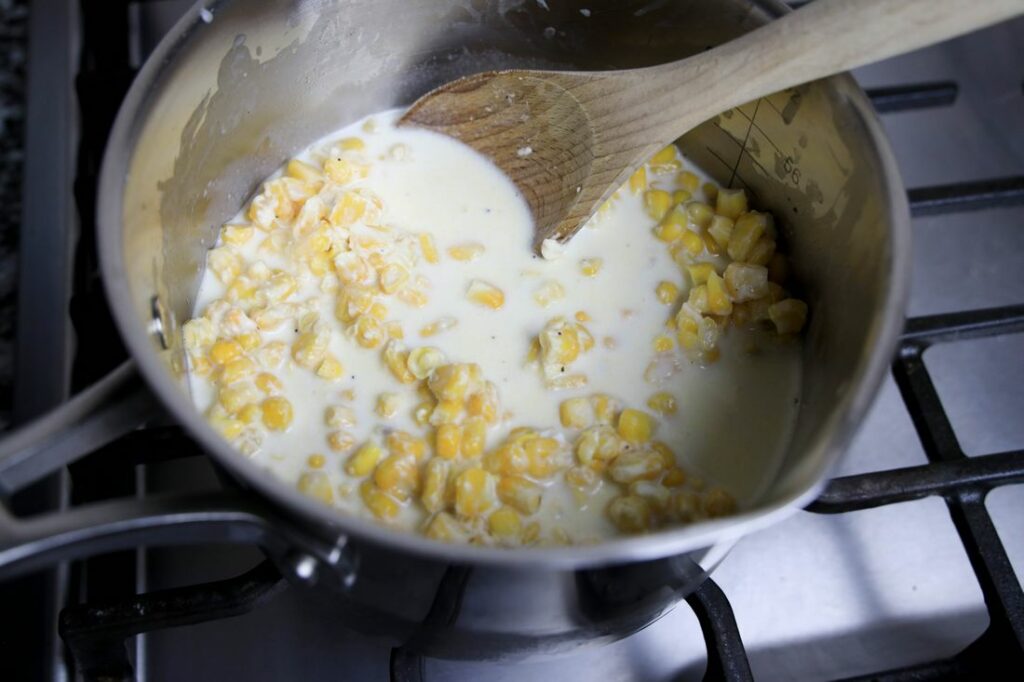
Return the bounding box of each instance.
[0,0,909,656]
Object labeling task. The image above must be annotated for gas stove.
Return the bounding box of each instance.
[1,1,1022,680]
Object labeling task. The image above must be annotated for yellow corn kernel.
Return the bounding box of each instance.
[292,330,329,369]
[655,281,679,305]
[579,258,603,277]
[575,312,592,325]
[183,317,216,349]
[327,430,356,453]
[607,495,654,533]
[483,442,529,477]
[285,159,324,184]
[210,339,242,365]
[218,382,259,414]
[574,425,623,470]
[663,466,687,487]
[374,453,419,501]
[407,346,445,380]
[378,263,409,295]
[381,340,415,384]
[769,299,808,334]
[687,263,715,287]
[428,363,476,403]
[316,355,344,381]
[397,287,428,308]
[236,332,260,351]
[643,189,673,221]
[221,224,254,247]
[424,512,466,542]
[255,372,283,395]
[381,433,425,463]
[430,399,462,426]
[385,321,404,340]
[488,506,522,540]
[628,166,646,194]
[678,170,700,192]
[673,190,692,205]
[706,271,733,316]
[466,279,504,310]
[260,396,293,431]
[496,476,541,515]
[323,157,360,184]
[560,397,595,429]
[704,487,737,517]
[647,392,678,415]
[533,279,565,308]
[688,285,710,313]
[189,355,212,377]
[375,392,400,419]
[680,229,704,256]
[715,187,747,220]
[651,442,678,469]
[336,287,374,323]
[419,316,457,338]
[421,458,452,513]
[237,403,260,425]
[465,382,500,424]
[411,400,434,427]
[328,191,367,227]
[346,441,384,476]
[653,335,674,353]
[590,394,618,425]
[257,341,288,369]
[708,215,734,248]
[702,182,719,203]
[462,417,487,457]
[649,144,678,168]
[208,248,242,284]
[609,450,664,484]
[454,468,498,518]
[338,136,366,151]
[447,243,485,261]
[360,480,400,520]
[209,410,245,440]
[307,453,327,469]
[418,233,440,264]
[653,211,685,242]
[724,262,769,303]
[565,465,602,505]
[686,202,714,229]
[368,301,388,321]
[435,424,462,459]
[353,315,384,349]
[617,408,656,444]
[221,352,256,385]
[728,211,767,261]
[296,471,333,505]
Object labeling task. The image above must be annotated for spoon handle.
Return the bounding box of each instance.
[631,0,1023,139]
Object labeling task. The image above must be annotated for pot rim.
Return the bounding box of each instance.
[97,0,912,570]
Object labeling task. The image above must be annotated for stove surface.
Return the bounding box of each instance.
[6,2,1023,680]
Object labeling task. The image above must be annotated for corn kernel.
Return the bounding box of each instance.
[679,229,704,256]
[655,281,679,305]
[447,243,485,261]
[397,287,428,308]
[428,363,476,402]
[559,397,595,429]
[221,224,254,247]
[462,417,487,457]
[708,214,734,248]
[617,408,656,443]
[329,191,367,227]
[261,396,294,431]
[430,399,463,426]
[565,465,602,505]
[210,339,242,365]
[746,236,776,266]
[643,189,673,221]
[378,263,409,295]
[533,279,565,308]
[686,202,714,229]
[488,506,522,540]
[727,211,767,261]
[466,279,505,309]
[716,187,748,219]
[218,383,259,413]
[653,334,674,353]
[607,495,653,533]
[421,458,452,513]
[418,233,440,264]
[297,471,333,504]
[454,468,498,518]
[724,262,769,302]
[647,392,678,415]
[419,316,457,338]
[381,339,416,384]
[237,403,260,424]
[590,394,619,424]
[407,346,445,380]
[435,423,462,459]
[292,329,329,369]
[254,373,282,395]
[327,430,356,453]
[353,315,384,349]
[663,467,687,487]
[317,354,344,381]
[375,392,400,419]
[654,213,685,242]
[579,258,603,277]
[706,271,733,316]
[679,171,700,192]
[339,136,366,151]
[704,487,737,517]
[575,425,623,469]
[360,480,400,520]
[649,144,679,169]
[688,284,709,313]
[686,263,715,287]
[424,512,466,542]
[628,166,646,194]
[324,157,361,184]
[346,441,384,476]
[651,442,677,469]
[769,298,808,334]
[306,453,327,469]
[374,453,419,501]
[496,476,541,515]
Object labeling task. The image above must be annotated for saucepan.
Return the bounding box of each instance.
[0,0,909,656]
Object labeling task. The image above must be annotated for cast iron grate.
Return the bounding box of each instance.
[43,68,1024,680]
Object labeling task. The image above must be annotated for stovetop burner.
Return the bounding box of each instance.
[0,2,1022,680]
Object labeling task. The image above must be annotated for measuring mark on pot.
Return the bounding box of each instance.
[148,295,169,350]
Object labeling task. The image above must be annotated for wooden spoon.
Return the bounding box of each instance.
[400,0,1022,252]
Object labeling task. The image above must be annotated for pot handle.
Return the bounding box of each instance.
[0,362,356,586]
